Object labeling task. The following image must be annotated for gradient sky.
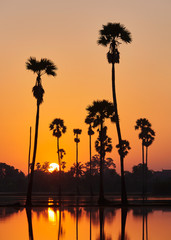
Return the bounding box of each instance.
[0,0,171,174]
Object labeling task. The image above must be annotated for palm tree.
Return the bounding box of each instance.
[98,23,132,205]
[49,118,66,196]
[73,129,82,195]
[85,119,95,196]
[70,162,85,177]
[85,100,115,203]
[135,118,155,200]
[26,57,57,206]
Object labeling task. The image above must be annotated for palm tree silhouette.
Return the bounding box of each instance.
[85,119,95,196]
[26,208,34,240]
[73,129,82,196]
[26,57,57,206]
[49,118,66,196]
[135,118,155,201]
[85,100,115,203]
[98,23,132,205]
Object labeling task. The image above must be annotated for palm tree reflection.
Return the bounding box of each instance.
[133,207,150,240]
[58,207,62,240]
[118,208,128,240]
[96,207,112,240]
[26,208,34,240]
[142,208,149,240]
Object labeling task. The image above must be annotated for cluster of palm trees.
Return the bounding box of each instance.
[135,118,155,200]
[25,22,155,206]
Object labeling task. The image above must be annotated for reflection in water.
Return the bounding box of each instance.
[1,206,171,239]
[0,207,23,220]
[48,208,56,222]
[142,208,149,240]
[26,208,34,240]
[118,208,128,240]
[132,208,151,240]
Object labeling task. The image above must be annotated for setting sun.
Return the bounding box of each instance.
[48,163,59,173]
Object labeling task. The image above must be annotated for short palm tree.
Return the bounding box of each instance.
[73,128,82,195]
[26,57,57,206]
[85,100,115,203]
[85,119,95,196]
[49,118,66,196]
[98,23,132,205]
[135,118,155,200]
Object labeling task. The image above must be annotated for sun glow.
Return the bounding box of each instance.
[48,208,56,222]
[48,163,59,172]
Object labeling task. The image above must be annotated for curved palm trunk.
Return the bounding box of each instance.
[112,63,127,205]
[57,137,61,198]
[28,127,32,176]
[26,103,40,206]
[99,122,104,203]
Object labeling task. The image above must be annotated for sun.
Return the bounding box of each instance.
[48,163,59,173]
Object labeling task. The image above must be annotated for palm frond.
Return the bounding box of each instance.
[26,57,57,76]
[49,118,67,138]
[98,22,132,47]
[26,57,39,73]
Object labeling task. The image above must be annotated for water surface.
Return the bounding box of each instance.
[0,206,171,239]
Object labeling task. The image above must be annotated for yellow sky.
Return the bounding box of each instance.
[0,0,171,174]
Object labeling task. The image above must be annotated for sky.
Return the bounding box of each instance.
[0,0,171,175]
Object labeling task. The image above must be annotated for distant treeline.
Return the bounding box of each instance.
[0,161,171,195]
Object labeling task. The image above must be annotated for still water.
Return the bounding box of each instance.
[0,206,171,239]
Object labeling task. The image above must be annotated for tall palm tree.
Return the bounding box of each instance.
[85,119,95,196]
[26,57,57,206]
[98,23,132,205]
[49,118,66,196]
[85,100,115,203]
[73,129,82,196]
[135,118,155,200]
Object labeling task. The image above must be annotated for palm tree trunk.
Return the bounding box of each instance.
[89,135,93,196]
[76,142,79,196]
[26,103,40,206]
[112,63,127,205]
[99,122,104,203]
[145,146,148,200]
[57,137,61,198]
[142,142,145,203]
[28,127,32,176]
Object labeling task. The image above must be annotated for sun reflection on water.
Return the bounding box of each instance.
[48,208,56,223]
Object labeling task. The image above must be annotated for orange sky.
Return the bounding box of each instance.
[0,0,171,174]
